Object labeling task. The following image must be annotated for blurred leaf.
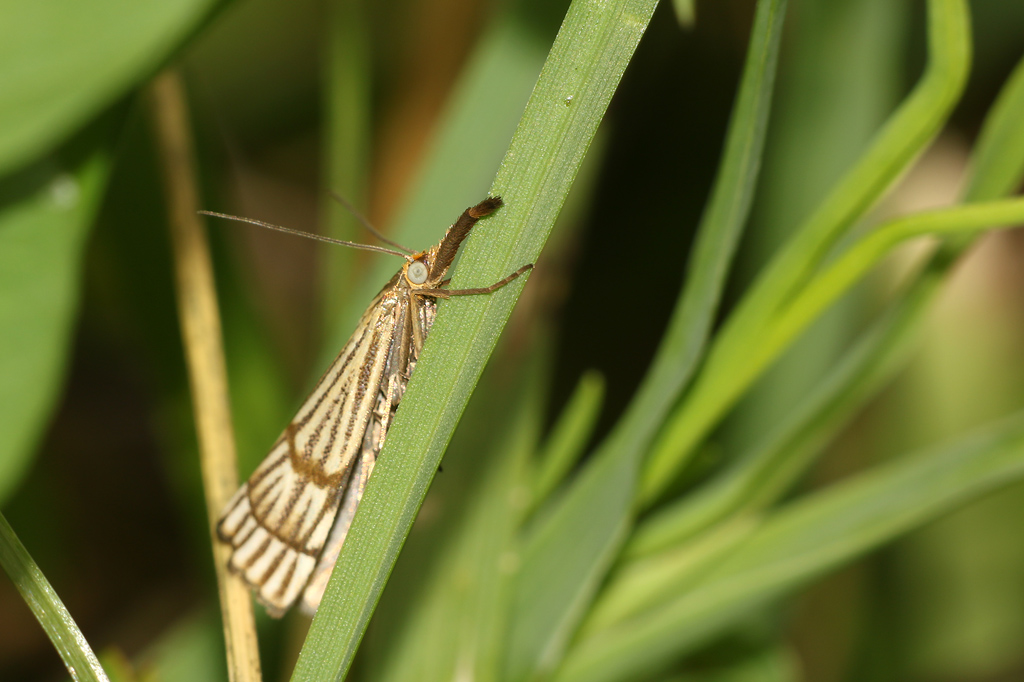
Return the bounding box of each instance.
[505,1,787,677]
[368,342,545,682]
[0,144,109,503]
[558,411,1024,682]
[669,642,800,682]
[320,0,371,338]
[582,515,761,636]
[291,0,659,679]
[533,369,605,505]
[0,511,108,682]
[725,0,908,459]
[633,0,1024,570]
[618,47,1024,678]
[98,649,139,682]
[628,289,927,558]
[870,52,1024,679]
[766,198,1024,357]
[642,0,972,502]
[139,613,227,682]
[648,200,1024,489]
[896,480,1024,679]
[672,0,696,29]
[643,193,1024,532]
[0,0,218,175]
[964,53,1024,201]
[619,46,1024,660]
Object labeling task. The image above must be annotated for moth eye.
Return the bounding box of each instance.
[408,260,429,284]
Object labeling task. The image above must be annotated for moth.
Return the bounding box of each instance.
[202,197,531,617]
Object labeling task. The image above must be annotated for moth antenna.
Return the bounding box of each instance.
[199,210,411,259]
[330,192,416,255]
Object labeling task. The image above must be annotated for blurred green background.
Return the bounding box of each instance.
[1,0,1023,680]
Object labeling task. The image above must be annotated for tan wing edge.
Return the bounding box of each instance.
[217,446,343,616]
[215,295,400,616]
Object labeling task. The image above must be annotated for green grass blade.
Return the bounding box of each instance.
[648,200,1024,487]
[764,198,1024,356]
[533,370,605,505]
[319,0,371,339]
[504,1,787,676]
[630,44,1024,560]
[0,0,219,175]
[626,285,928,558]
[289,1,656,679]
[322,13,551,357]
[964,53,1024,201]
[369,343,546,682]
[580,515,762,636]
[641,0,972,503]
[0,512,109,682]
[661,0,787,411]
[724,0,909,457]
[0,145,110,504]
[558,411,1024,682]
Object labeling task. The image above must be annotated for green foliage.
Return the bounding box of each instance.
[0,512,107,681]
[0,146,109,504]
[2,0,1024,681]
[0,0,218,175]
[295,1,660,677]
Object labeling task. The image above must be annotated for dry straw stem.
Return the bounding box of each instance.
[145,69,262,682]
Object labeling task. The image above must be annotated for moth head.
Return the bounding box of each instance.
[406,257,430,285]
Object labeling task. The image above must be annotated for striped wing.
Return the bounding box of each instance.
[300,294,438,613]
[217,291,402,616]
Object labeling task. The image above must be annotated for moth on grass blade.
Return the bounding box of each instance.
[202,197,531,616]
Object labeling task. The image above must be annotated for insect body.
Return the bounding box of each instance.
[212,197,530,616]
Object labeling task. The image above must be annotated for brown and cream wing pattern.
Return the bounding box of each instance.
[216,290,403,615]
[299,294,437,612]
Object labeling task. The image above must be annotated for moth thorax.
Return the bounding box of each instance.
[408,260,429,284]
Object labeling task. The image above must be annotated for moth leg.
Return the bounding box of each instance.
[410,293,426,353]
[420,263,533,298]
[376,374,399,445]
